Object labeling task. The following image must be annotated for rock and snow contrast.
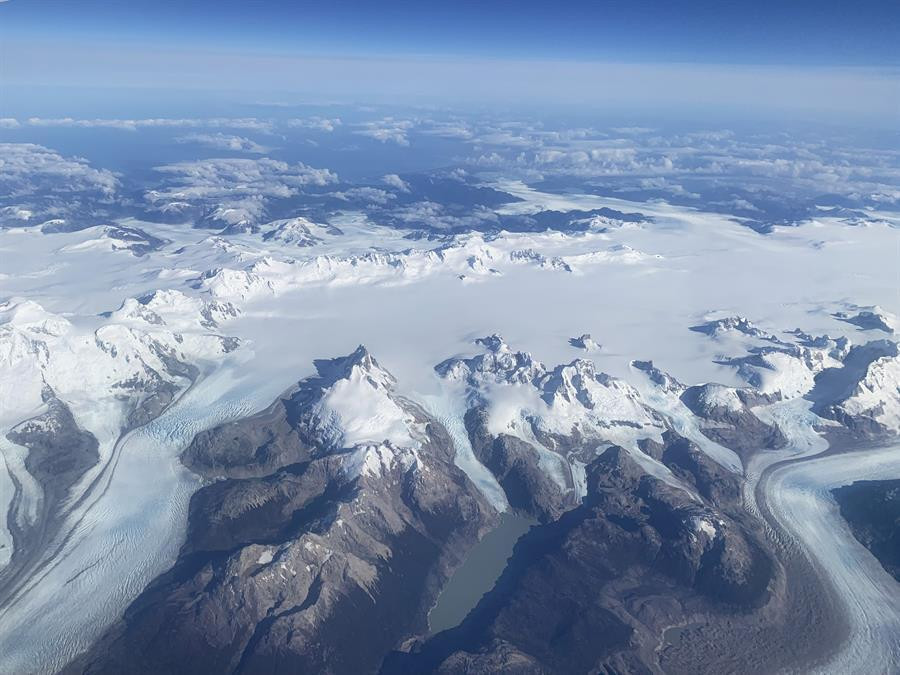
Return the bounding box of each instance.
[69,347,497,674]
[0,112,899,675]
[834,306,897,334]
[569,333,600,351]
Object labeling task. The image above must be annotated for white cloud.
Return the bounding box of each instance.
[382,174,410,192]
[0,118,21,129]
[354,118,413,146]
[445,167,469,182]
[0,143,118,198]
[25,117,276,133]
[145,157,338,225]
[287,117,342,132]
[470,127,536,148]
[176,133,269,154]
[420,121,474,140]
[331,187,395,205]
[204,196,268,227]
[391,200,499,230]
[150,157,337,200]
[457,121,900,214]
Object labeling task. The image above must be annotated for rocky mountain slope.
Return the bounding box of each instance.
[0,293,239,602]
[384,440,775,674]
[833,479,900,582]
[67,348,497,674]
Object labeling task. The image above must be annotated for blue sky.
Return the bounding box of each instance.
[3,0,899,65]
[1,0,898,120]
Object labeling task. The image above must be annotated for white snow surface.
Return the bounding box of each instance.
[695,383,744,413]
[837,351,900,432]
[311,350,418,451]
[438,335,664,450]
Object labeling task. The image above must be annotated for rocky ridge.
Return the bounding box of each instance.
[68,347,497,674]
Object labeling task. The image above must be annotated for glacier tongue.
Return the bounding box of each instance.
[0,355,282,675]
[0,287,242,608]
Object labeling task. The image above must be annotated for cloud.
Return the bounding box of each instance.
[419,120,474,140]
[330,187,395,205]
[202,196,268,227]
[0,143,118,198]
[465,121,899,191]
[25,117,276,133]
[0,118,21,129]
[610,127,656,135]
[382,174,410,192]
[287,117,342,132]
[176,133,269,154]
[354,118,413,146]
[145,157,338,226]
[469,126,536,148]
[150,157,337,199]
[389,200,500,231]
[0,143,121,228]
[458,120,900,223]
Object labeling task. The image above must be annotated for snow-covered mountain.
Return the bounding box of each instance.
[76,347,496,674]
[261,216,343,247]
[59,225,169,257]
[0,291,239,478]
[182,230,661,303]
[834,306,897,334]
[434,335,671,516]
[438,334,661,442]
[0,294,239,433]
[820,340,900,435]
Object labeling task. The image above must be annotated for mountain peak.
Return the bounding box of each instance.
[475,333,508,353]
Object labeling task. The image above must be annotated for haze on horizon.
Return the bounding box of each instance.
[1,0,898,122]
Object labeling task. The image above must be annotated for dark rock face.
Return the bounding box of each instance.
[568,333,599,351]
[182,400,311,478]
[689,316,777,341]
[834,310,895,334]
[631,359,684,394]
[657,431,743,506]
[66,348,497,675]
[106,225,170,256]
[1,388,101,606]
[6,386,99,512]
[833,479,900,582]
[94,326,227,429]
[383,445,773,674]
[630,360,785,458]
[680,384,787,457]
[464,407,573,522]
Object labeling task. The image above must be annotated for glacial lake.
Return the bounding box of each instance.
[428,512,536,634]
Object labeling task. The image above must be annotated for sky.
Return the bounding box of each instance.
[1,0,899,120]
[4,0,900,65]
